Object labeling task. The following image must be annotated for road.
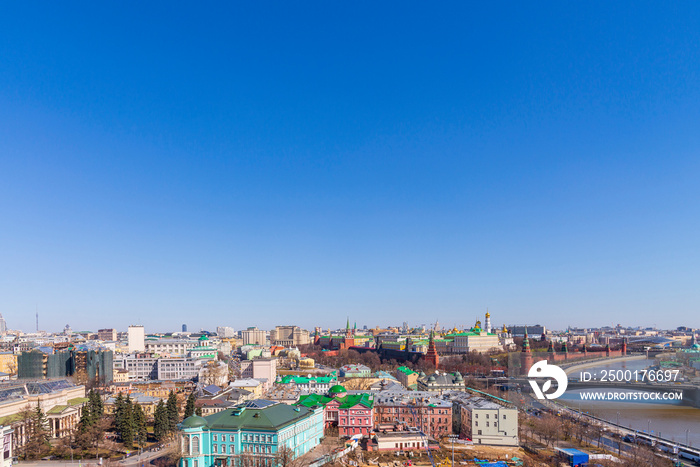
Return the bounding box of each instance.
[17,445,173,467]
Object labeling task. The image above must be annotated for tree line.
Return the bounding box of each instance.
[16,389,199,460]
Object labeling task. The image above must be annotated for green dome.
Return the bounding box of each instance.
[329,385,347,394]
[181,415,208,428]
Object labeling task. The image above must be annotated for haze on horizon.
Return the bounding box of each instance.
[1,3,699,333]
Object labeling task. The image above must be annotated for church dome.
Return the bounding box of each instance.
[329,385,347,395]
[181,415,208,429]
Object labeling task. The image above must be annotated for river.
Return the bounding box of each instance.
[558,358,700,447]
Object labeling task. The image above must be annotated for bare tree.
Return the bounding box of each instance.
[533,414,561,447]
[274,445,300,467]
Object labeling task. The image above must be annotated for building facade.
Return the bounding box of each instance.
[451,391,518,446]
[240,327,267,346]
[339,364,371,378]
[128,325,146,353]
[374,390,452,439]
[178,400,323,467]
[97,329,117,341]
[145,338,198,357]
[417,371,465,393]
[239,358,277,390]
[270,326,310,347]
[395,366,418,390]
[275,374,336,394]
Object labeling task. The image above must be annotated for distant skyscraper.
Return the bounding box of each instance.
[0,313,6,334]
[217,326,235,338]
[128,325,145,353]
[182,324,188,332]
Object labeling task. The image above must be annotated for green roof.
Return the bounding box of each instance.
[338,394,373,409]
[47,405,69,414]
[295,394,334,408]
[204,402,316,431]
[0,413,23,425]
[68,397,89,406]
[328,385,347,394]
[397,366,417,376]
[279,375,335,385]
[182,415,208,428]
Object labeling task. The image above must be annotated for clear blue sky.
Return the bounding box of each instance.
[1,2,699,333]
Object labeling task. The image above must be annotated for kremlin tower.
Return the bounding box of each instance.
[425,330,439,369]
[520,329,533,375]
[485,310,492,334]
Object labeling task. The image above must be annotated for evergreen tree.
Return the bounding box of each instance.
[78,404,92,433]
[153,400,168,441]
[120,395,134,449]
[113,393,125,434]
[88,389,104,423]
[184,392,196,419]
[24,405,50,459]
[195,406,202,416]
[166,391,179,432]
[133,403,147,448]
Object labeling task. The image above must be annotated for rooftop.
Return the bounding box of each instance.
[202,400,316,431]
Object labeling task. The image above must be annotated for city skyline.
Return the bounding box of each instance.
[2,3,700,333]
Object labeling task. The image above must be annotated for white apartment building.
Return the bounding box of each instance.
[452,391,518,446]
[127,325,145,353]
[145,338,198,356]
[216,326,235,338]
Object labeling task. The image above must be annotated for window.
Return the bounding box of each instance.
[183,461,188,467]
[486,422,489,427]
[494,422,498,427]
[213,434,218,442]
[503,414,507,419]
[486,414,489,419]
[475,421,478,427]
[212,445,217,454]
[191,436,200,454]
[475,413,478,418]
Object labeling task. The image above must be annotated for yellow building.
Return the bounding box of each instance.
[113,369,129,383]
[0,352,17,375]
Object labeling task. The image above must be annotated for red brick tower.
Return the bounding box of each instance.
[425,330,439,369]
[520,329,534,375]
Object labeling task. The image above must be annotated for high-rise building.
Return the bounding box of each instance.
[0,313,6,334]
[128,325,145,353]
[182,324,188,332]
[216,326,235,338]
[98,328,117,341]
[241,327,267,346]
[270,326,310,347]
[17,348,113,384]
